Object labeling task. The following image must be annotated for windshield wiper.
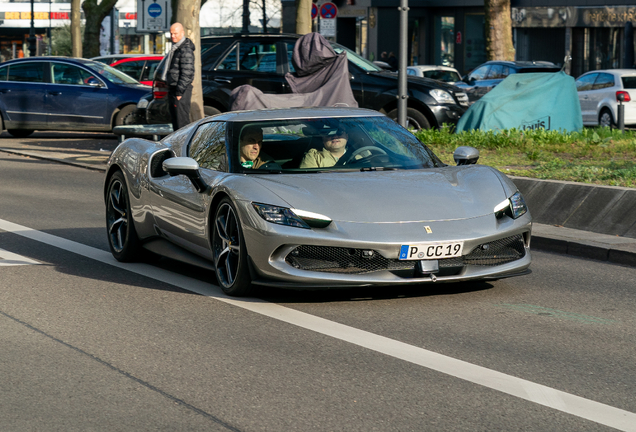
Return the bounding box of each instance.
[359,167,398,171]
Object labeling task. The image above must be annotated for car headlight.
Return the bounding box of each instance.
[137,98,149,109]
[252,203,332,229]
[429,89,455,104]
[494,191,528,219]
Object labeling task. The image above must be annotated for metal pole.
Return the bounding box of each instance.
[397,0,409,127]
[48,0,51,55]
[28,0,36,56]
[618,102,625,132]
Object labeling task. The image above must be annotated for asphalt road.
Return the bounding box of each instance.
[1,148,636,431]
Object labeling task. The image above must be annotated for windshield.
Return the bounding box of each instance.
[231,115,444,173]
[331,44,382,72]
[83,61,141,84]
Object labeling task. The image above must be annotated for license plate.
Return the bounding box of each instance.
[399,242,464,260]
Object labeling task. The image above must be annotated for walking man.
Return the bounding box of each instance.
[167,22,195,131]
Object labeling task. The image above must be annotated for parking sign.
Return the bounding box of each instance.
[136,0,171,32]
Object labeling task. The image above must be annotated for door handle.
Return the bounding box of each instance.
[47,91,62,96]
[214,77,232,84]
[0,89,10,94]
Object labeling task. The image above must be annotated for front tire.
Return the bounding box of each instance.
[387,107,431,131]
[115,105,137,126]
[599,108,614,128]
[212,198,253,296]
[106,171,143,262]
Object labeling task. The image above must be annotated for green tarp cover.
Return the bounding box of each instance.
[456,71,582,133]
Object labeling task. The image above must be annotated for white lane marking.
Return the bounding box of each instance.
[0,247,41,266]
[1,217,635,432]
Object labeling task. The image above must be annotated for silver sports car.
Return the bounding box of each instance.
[104,107,531,296]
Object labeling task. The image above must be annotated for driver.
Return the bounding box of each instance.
[239,125,274,169]
[300,127,349,168]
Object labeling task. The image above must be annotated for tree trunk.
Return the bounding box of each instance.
[484,0,515,61]
[81,0,118,58]
[175,0,204,122]
[296,0,312,35]
[71,0,82,57]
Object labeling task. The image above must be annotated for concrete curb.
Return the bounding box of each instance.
[1,146,634,267]
[0,147,107,172]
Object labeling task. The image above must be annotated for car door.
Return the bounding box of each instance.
[208,40,291,109]
[590,73,616,123]
[0,61,48,130]
[149,121,227,257]
[46,62,110,130]
[576,73,599,124]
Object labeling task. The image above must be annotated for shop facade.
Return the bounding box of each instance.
[282,1,636,77]
[0,0,164,61]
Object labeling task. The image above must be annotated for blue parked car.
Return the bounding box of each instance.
[0,57,150,138]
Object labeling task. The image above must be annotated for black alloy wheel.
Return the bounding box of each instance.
[106,171,142,261]
[212,198,253,296]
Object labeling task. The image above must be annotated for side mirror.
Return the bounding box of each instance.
[163,157,209,193]
[453,146,480,165]
[87,78,103,87]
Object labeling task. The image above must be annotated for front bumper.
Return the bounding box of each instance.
[430,104,466,127]
[237,200,532,288]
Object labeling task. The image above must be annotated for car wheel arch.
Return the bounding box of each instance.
[111,103,137,128]
[203,98,225,114]
[381,100,437,129]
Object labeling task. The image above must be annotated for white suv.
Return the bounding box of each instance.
[575,69,636,127]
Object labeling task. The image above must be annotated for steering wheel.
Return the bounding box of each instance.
[345,146,387,164]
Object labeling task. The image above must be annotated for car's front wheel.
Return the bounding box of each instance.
[212,198,253,296]
[387,107,431,130]
[599,108,615,128]
[106,171,143,262]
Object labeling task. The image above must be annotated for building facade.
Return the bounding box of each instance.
[282,0,636,77]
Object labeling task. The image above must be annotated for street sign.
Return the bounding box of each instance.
[320,17,336,37]
[311,4,318,20]
[319,2,338,19]
[136,0,171,33]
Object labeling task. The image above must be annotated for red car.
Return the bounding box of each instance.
[110,56,163,86]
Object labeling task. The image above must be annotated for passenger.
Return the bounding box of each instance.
[300,127,349,168]
[239,125,274,169]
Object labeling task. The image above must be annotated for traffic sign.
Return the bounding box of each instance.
[311,4,318,20]
[319,2,338,19]
[136,0,171,32]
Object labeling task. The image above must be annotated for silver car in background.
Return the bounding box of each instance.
[575,69,636,127]
[104,107,532,297]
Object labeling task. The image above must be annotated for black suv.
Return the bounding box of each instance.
[454,60,561,104]
[142,33,469,130]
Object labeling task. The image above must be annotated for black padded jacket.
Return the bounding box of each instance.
[167,38,195,96]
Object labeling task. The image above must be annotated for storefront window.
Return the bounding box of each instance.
[464,14,486,73]
[435,16,454,67]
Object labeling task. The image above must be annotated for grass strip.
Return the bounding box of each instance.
[415,126,636,188]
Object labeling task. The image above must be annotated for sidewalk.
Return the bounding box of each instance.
[1,139,635,268]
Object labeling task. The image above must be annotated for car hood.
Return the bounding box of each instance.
[250,166,508,223]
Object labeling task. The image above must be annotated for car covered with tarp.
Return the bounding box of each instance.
[456,71,582,133]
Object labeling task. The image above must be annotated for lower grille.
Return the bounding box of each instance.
[284,234,526,275]
[464,234,526,266]
[285,246,413,274]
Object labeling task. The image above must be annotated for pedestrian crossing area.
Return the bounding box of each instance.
[0,248,41,266]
